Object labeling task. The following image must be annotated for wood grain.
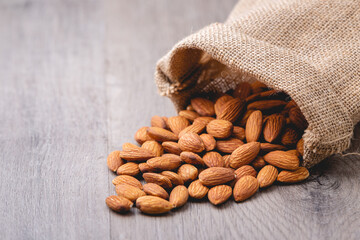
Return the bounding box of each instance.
[0,0,359,239]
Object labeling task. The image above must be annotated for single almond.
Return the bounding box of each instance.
[232,126,245,140]
[251,80,268,94]
[193,116,215,125]
[112,175,143,189]
[260,143,287,152]
[246,90,286,103]
[119,148,155,162]
[281,127,300,146]
[277,167,309,183]
[230,142,261,169]
[134,127,154,144]
[233,82,252,100]
[147,127,178,142]
[286,149,301,158]
[247,100,287,111]
[208,185,232,205]
[214,94,234,116]
[206,120,233,139]
[107,150,124,172]
[106,195,133,213]
[200,133,216,151]
[245,110,263,142]
[239,109,255,127]
[178,132,205,153]
[162,141,182,155]
[216,138,244,153]
[251,156,266,170]
[177,164,198,183]
[188,180,209,199]
[161,171,184,185]
[136,196,173,214]
[178,110,200,122]
[257,165,278,188]
[167,116,190,135]
[169,185,188,208]
[122,142,140,150]
[143,173,172,189]
[162,116,169,129]
[223,155,231,168]
[233,175,259,202]
[289,107,308,130]
[178,122,206,138]
[263,114,285,143]
[263,150,299,170]
[180,151,204,165]
[283,100,297,111]
[143,183,169,199]
[116,162,140,176]
[191,97,215,116]
[203,151,224,167]
[198,167,235,186]
[187,104,195,111]
[296,138,304,156]
[138,162,155,173]
[217,98,245,123]
[151,115,167,129]
[141,140,163,157]
[234,165,257,182]
[115,183,146,202]
[146,154,182,171]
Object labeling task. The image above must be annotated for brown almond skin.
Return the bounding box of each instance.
[251,81,268,94]
[161,171,184,185]
[167,116,190,136]
[230,142,261,169]
[180,152,204,165]
[263,151,299,170]
[200,133,216,151]
[134,127,154,144]
[178,122,206,138]
[122,142,140,150]
[193,117,215,126]
[216,138,244,153]
[281,127,300,146]
[217,98,245,123]
[138,162,155,173]
[239,110,255,127]
[119,148,155,162]
[277,167,309,183]
[178,110,200,122]
[206,120,233,139]
[203,152,224,167]
[107,151,124,172]
[141,141,163,157]
[115,183,146,202]
[286,149,301,158]
[112,175,143,189]
[191,98,215,116]
[223,155,231,168]
[263,114,285,143]
[146,154,182,171]
[143,183,169,199]
[151,115,167,129]
[116,162,140,176]
[260,143,287,152]
[289,107,308,130]
[245,110,263,142]
[136,196,173,215]
[234,165,257,182]
[106,195,133,213]
[147,127,178,142]
[232,126,245,141]
[178,132,205,153]
[233,175,259,202]
[188,180,209,199]
[296,138,304,156]
[251,156,267,170]
[208,185,232,205]
[169,185,189,208]
[257,165,278,188]
[198,167,235,186]
[143,173,173,189]
[214,94,234,116]
[247,100,287,111]
[177,164,198,183]
[233,82,252,100]
[162,141,182,155]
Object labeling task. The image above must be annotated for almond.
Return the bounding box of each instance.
[187,105,195,111]
[232,126,245,140]
[239,109,255,127]
[198,167,235,186]
[280,127,299,146]
[162,116,169,128]
[230,142,261,169]
[193,116,215,125]
[188,180,209,199]
[203,151,224,167]
[263,150,299,170]
[138,162,155,173]
[283,100,297,111]
[260,143,287,152]
[134,127,154,144]
[296,138,304,156]
[289,107,308,130]
[161,171,184,186]
[177,164,198,183]
[247,100,287,111]
[178,122,206,138]
[146,154,182,171]
[251,156,266,170]
[223,155,231,168]
[141,140,163,157]
[214,94,234,116]
[151,115,167,129]
[200,133,216,151]
[107,151,124,172]
[245,110,263,142]
[143,173,172,189]
[162,141,182,155]
[233,82,252,99]
[115,183,146,202]
[178,132,205,153]
[178,110,200,122]
[136,196,173,214]
[119,148,155,162]
[143,183,169,199]
[277,167,309,183]
[257,165,278,188]
[246,89,286,103]
[217,98,245,123]
[122,142,139,150]
[169,185,188,208]
[167,116,190,135]
[106,195,133,213]
[180,151,204,165]
[286,149,300,158]
[233,175,259,202]
[234,165,257,182]
[116,162,140,176]
[216,138,244,153]
[191,97,215,116]
[147,127,178,142]
[251,80,268,94]
[208,185,232,205]
[206,120,233,139]
[112,175,143,189]
[263,114,285,143]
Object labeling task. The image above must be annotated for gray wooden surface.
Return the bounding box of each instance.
[0,0,359,239]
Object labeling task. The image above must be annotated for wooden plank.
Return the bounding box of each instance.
[0,1,109,239]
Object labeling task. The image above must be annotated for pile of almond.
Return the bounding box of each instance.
[106,81,309,214]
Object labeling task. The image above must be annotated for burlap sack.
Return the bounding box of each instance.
[154,0,360,168]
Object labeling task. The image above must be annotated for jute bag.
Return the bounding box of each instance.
[154,0,360,168]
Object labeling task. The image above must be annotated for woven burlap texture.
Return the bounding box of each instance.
[155,0,360,168]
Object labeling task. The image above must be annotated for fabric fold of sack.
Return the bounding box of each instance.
[154,0,360,168]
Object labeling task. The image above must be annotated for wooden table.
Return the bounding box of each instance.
[1,0,359,239]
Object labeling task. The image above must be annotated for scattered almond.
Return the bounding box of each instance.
[119,148,155,162]
[136,196,173,214]
[217,98,245,123]
[233,175,259,202]
[116,162,140,176]
[216,138,244,153]
[112,175,143,189]
[198,167,235,186]
[230,142,261,169]
[263,150,299,170]
[200,133,216,151]
[169,185,189,208]
[106,195,133,213]
[214,94,234,116]
[115,183,146,202]
[134,127,154,144]
[167,116,190,135]
[178,110,200,122]
[161,171,184,185]
[234,165,257,182]
[188,180,209,199]
[233,82,252,99]
[162,141,182,155]
[191,97,215,116]
[289,107,308,130]
[147,127,178,142]
[107,151,124,172]
[208,185,232,205]
[245,110,263,142]
[206,120,233,139]
[263,114,285,143]
[177,164,198,183]
[203,151,224,167]
[180,151,204,165]
[151,115,167,129]
[138,162,155,173]
[142,140,163,157]
[143,183,169,199]
[277,167,309,183]
[147,154,182,171]
[257,165,278,188]
[143,173,173,189]
[280,127,299,146]
[232,126,245,140]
